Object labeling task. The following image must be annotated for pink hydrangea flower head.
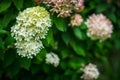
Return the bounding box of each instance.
[44,0,84,17]
[69,14,83,27]
[86,14,113,42]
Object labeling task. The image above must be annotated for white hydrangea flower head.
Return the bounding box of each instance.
[11,6,51,58]
[45,52,60,67]
[86,14,113,42]
[15,40,44,58]
[11,6,51,41]
[81,63,100,80]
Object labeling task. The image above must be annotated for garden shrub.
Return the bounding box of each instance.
[0,0,120,80]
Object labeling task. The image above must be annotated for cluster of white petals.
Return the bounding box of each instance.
[86,14,113,42]
[11,6,51,58]
[81,63,100,80]
[45,52,60,67]
[15,40,44,58]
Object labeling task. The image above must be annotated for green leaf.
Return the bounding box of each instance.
[73,27,86,40]
[23,0,35,8]
[5,35,15,47]
[1,10,13,27]
[0,0,11,13]
[60,60,67,69]
[96,4,108,13]
[107,12,116,23]
[62,32,71,45]
[54,74,59,80]
[0,29,8,35]
[13,0,24,10]
[52,15,67,32]
[80,23,87,30]
[61,49,69,59]
[0,24,2,29]
[114,39,120,49]
[7,62,20,78]
[64,69,73,75]
[117,19,120,28]
[68,58,85,69]
[42,64,51,73]
[69,60,79,69]
[36,49,47,62]
[70,41,86,57]
[0,38,4,49]
[46,29,54,46]
[89,1,96,9]
[19,58,31,70]
[3,52,15,68]
[31,65,41,75]
[81,8,91,15]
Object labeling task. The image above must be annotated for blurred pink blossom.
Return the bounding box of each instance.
[44,0,84,17]
[69,14,83,27]
[86,14,113,42]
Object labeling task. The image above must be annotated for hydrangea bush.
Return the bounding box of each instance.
[11,6,51,58]
[0,0,120,80]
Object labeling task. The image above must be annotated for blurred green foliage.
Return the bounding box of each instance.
[0,0,120,80]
